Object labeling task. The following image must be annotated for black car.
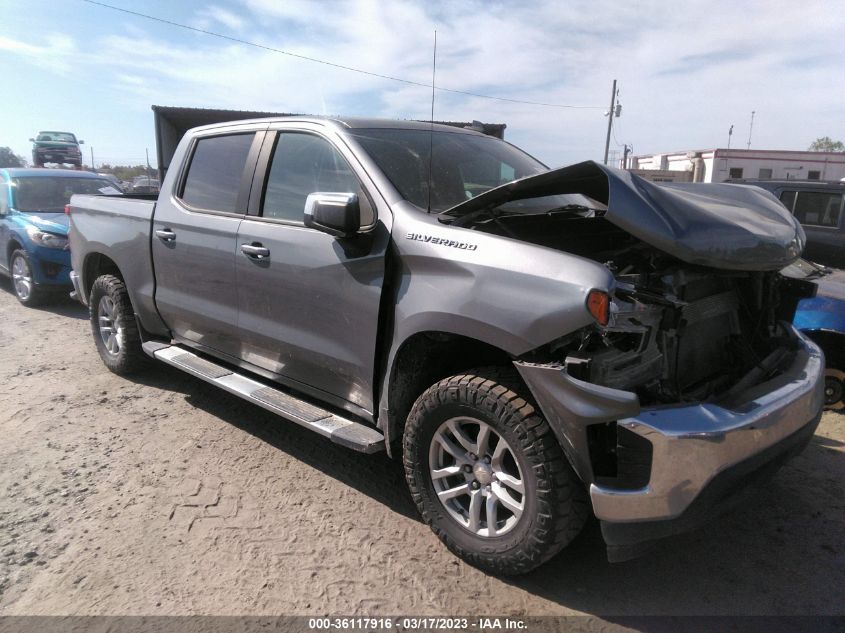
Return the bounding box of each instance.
[729,179,845,268]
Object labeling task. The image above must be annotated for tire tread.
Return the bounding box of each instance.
[89,274,148,375]
[403,366,588,575]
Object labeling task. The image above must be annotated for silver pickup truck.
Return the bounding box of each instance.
[68,117,825,574]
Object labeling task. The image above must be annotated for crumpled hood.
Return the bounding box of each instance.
[23,212,69,234]
[442,161,805,271]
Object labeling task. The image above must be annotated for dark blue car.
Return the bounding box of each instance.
[785,258,845,411]
[0,168,119,306]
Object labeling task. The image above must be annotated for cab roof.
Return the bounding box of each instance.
[191,115,487,136]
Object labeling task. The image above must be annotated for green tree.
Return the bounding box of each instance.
[0,146,25,167]
[808,136,845,152]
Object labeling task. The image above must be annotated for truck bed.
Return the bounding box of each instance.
[68,193,159,330]
[70,193,157,220]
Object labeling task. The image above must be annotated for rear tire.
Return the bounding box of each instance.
[9,249,46,307]
[89,274,147,375]
[403,367,588,575]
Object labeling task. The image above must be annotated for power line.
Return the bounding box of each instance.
[79,0,605,110]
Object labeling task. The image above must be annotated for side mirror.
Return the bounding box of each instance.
[304,192,360,238]
[78,140,85,145]
[28,138,35,142]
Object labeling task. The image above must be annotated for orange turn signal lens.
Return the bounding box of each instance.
[587,289,610,326]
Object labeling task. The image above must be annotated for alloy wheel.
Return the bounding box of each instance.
[97,295,122,356]
[428,416,525,537]
[11,254,33,301]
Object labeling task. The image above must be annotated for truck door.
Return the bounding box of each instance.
[152,129,264,358]
[235,128,389,417]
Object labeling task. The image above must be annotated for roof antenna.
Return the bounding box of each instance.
[427,29,437,213]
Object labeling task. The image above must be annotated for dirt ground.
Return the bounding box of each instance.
[0,278,843,617]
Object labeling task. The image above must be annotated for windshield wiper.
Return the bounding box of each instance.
[545,203,605,215]
[443,202,603,228]
[440,206,498,227]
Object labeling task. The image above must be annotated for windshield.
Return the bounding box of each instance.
[350,128,598,214]
[37,132,76,143]
[10,177,118,212]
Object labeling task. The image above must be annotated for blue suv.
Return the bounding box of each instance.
[0,169,119,306]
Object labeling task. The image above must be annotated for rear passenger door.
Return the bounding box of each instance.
[234,126,390,417]
[153,128,264,359]
[780,188,844,267]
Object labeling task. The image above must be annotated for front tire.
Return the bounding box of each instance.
[89,274,147,375]
[403,368,588,575]
[10,249,45,307]
[825,368,844,411]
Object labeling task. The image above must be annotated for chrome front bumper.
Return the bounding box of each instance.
[517,326,825,524]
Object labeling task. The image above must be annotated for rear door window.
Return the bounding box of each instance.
[180,133,255,213]
[792,191,842,228]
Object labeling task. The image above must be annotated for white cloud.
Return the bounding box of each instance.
[3,0,843,165]
[195,5,248,32]
[0,33,77,72]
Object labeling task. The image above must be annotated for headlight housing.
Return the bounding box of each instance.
[26,226,68,249]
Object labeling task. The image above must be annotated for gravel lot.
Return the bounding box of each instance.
[0,278,843,617]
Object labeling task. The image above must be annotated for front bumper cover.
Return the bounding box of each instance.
[516,326,825,555]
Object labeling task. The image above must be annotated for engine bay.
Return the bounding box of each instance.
[475,213,815,405]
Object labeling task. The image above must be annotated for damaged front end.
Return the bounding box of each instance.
[517,261,819,492]
[443,161,826,560]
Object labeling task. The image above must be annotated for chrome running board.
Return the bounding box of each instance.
[142,342,385,453]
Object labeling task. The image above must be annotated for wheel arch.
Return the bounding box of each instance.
[380,330,518,455]
[81,252,123,302]
[6,237,24,264]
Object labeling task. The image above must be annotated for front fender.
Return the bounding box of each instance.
[376,204,616,452]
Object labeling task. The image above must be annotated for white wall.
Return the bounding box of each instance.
[631,149,845,183]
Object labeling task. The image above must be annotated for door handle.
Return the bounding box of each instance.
[155,228,176,242]
[241,243,270,259]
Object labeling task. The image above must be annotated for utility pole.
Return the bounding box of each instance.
[145,148,151,181]
[746,111,755,150]
[90,146,95,172]
[603,79,617,165]
[622,143,632,169]
[727,124,734,149]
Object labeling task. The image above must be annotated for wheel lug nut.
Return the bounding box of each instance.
[463,465,472,473]
[483,456,490,464]
[471,481,479,489]
[468,453,476,461]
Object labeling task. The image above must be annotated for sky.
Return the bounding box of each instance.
[1,0,843,169]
